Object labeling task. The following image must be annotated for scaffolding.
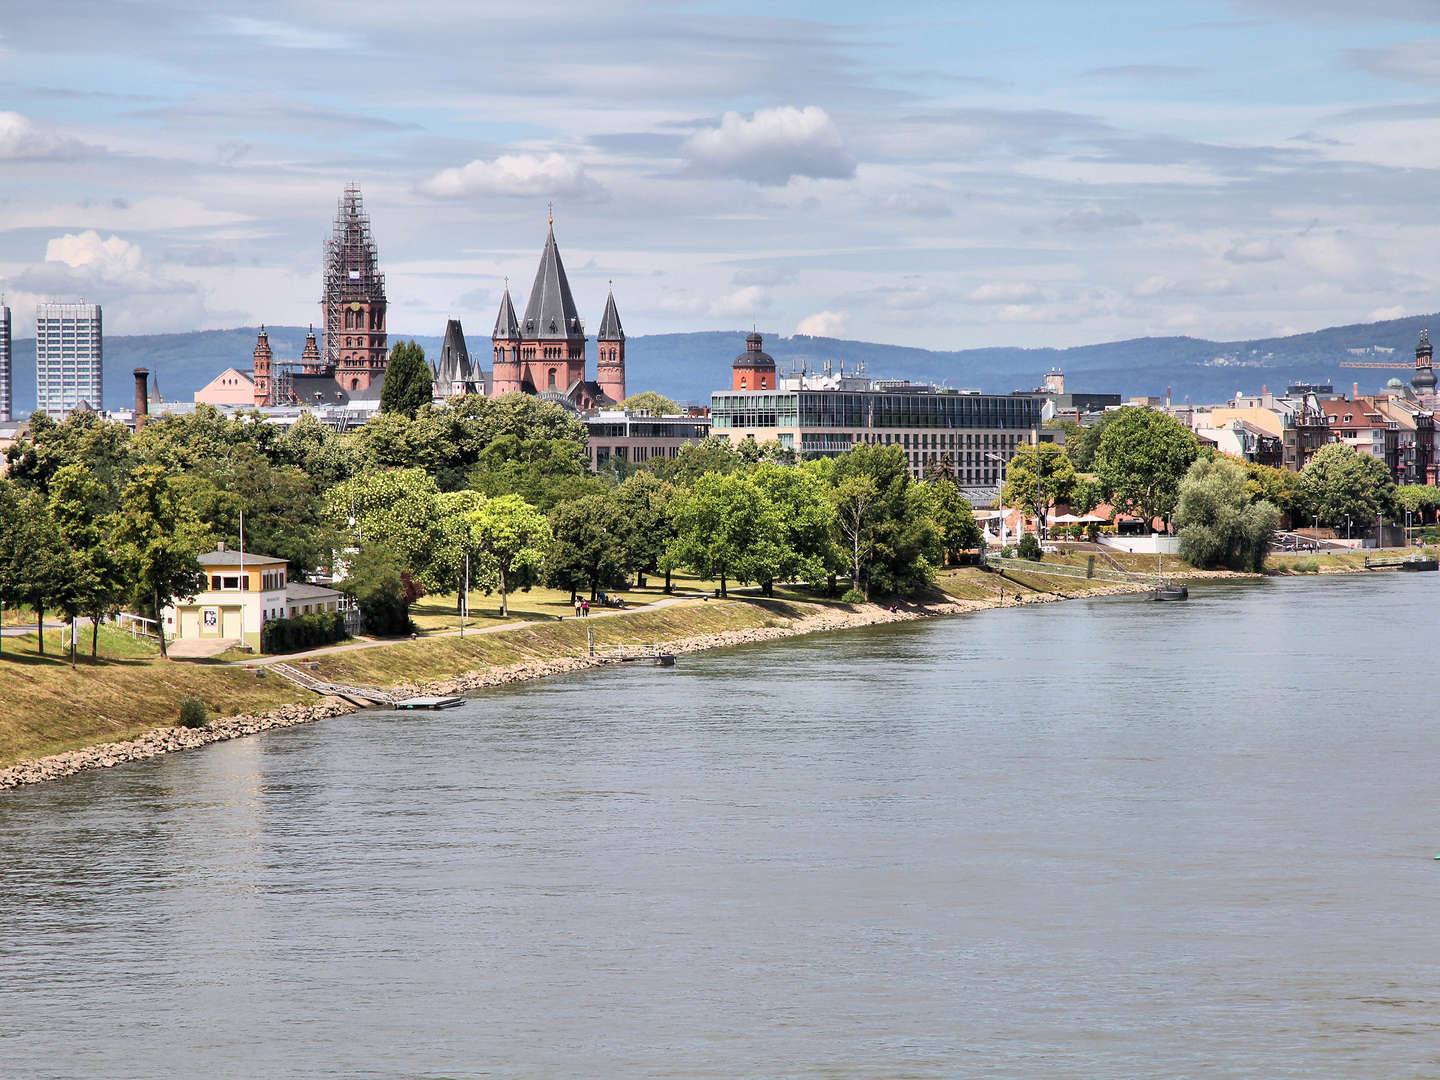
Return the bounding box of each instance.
[321,184,386,370]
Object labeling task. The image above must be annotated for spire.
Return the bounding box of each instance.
[597,285,624,342]
[493,285,520,340]
[521,224,584,342]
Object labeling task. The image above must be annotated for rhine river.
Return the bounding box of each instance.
[4,573,1440,1079]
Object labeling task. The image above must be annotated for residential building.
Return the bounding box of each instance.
[584,409,711,470]
[35,302,102,417]
[1317,397,1399,476]
[195,367,257,406]
[711,338,1042,486]
[0,302,10,421]
[161,545,348,652]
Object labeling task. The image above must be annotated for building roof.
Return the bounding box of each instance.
[199,548,286,567]
[734,330,775,369]
[493,287,520,340]
[285,581,342,603]
[289,374,353,407]
[597,288,624,342]
[436,318,473,384]
[521,225,584,342]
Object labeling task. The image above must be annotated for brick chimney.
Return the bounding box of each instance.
[133,368,150,430]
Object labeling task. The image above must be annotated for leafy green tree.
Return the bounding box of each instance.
[275,411,363,487]
[469,435,600,510]
[1093,407,1199,531]
[1069,411,1115,472]
[1175,457,1281,571]
[829,474,880,599]
[110,465,212,660]
[653,436,743,484]
[477,393,587,445]
[612,472,681,589]
[669,471,786,597]
[1016,532,1042,561]
[467,495,553,616]
[1395,483,1440,525]
[1242,459,1304,520]
[919,479,983,564]
[5,409,134,498]
[826,444,940,599]
[49,463,127,658]
[380,340,433,418]
[619,391,680,414]
[134,404,280,472]
[546,495,630,601]
[0,485,72,656]
[343,543,414,636]
[749,462,833,595]
[352,411,419,470]
[326,468,444,590]
[432,489,496,612]
[1300,443,1396,529]
[1001,443,1078,536]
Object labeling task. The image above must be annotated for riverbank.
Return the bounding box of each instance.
[0,570,1148,790]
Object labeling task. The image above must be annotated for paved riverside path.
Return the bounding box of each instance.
[226,593,708,667]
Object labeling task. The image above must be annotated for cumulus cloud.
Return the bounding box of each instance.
[45,231,143,275]
[1225,238,1285,263]
[419,153,600,199]
[795,310,849,337]
[965,282,1044,304]
[683,106,856,186]
[0,111,88,161]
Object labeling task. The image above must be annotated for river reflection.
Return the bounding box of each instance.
[3,574,1440,1079]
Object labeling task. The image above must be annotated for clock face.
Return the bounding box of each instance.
[349,301,362,312]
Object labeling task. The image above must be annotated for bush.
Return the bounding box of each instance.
[1290,558,1320,574]
[261,610,349,654]
[1017,533,1042,561]
[840,587,866,604]
[178,697,208,729]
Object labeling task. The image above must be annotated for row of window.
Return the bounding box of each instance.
[712,391,1041,431]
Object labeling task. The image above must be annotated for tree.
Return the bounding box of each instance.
[326,469,444,590]
[1243,460,1304,521]
[919,480,983,564]
[668,471,786,597]
[468,435,600,510]
[1068,411,1115,471]
[611,472,680,589]
[749,462,833,595]
[1175,457,1280,571]
[0,485,72,657]
[467,495,552,616]
[432,490,496,613]
[1093,407,1199,531]
[1300,443,1396,529]
[49,463,127,658]
[829,474,879,598]
[344,543,414,636]
[1395,483,1440,525]
[619,391,680,415]
[110,465,212,660]
[379,340,432,418]
[825,444,940,599]
[275,411,363,488]
[1001,443,1078,536]
[546,495,630,601]
[653,436,743,484]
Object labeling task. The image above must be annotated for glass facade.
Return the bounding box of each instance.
[35,303,103,418]
[0,306,10,422]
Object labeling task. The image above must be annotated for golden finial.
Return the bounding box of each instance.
[548,201,553,226]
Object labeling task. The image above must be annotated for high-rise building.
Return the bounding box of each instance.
[321,185,388,393]
[35,302,103,417]
[0,303,11,422]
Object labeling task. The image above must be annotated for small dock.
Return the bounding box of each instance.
[585,629,676,666]
[1364,555,1439,572]
[392,696,465,710]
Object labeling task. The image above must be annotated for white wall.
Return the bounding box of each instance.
[1099,535,1181,555]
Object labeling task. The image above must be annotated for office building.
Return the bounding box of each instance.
[35,302,103,417]
[0,303,11,422]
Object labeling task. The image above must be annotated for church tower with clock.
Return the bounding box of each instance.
[320,184,388,392]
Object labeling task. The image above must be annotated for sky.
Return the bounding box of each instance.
[3,0,1440,349]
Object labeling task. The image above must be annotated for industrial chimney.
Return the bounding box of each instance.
[133,368,149,430]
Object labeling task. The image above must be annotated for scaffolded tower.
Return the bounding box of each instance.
[321,184,388,391]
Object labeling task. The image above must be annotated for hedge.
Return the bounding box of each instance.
[261,610,349,654]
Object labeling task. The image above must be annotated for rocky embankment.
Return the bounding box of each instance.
[2,583,1146,790]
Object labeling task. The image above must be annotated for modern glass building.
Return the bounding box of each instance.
[711,377,1042,486]
[35,302,103,417]
[0,304,11,422]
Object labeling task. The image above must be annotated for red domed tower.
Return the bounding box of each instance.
[596,285,626,403]
[492,284,522,395]
[732,331,776,391]
[251,325,273,407]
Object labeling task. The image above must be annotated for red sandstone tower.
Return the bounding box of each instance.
[596,285,626,403]
[251,325,273,407]
[492,284,522,395]
[322,185,388,392]
[732,331,777,391]
[516,221,586,394]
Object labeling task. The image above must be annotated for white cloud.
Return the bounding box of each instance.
[218,16,356,51]
[709,285,769,319]
[795,310,849,337]
[0,111,88,161]
[1225,238,1285,263]
[1370,304,1408,321]
[684,106,856,186]
[45,231,143,275]
[419,153,599,199]
[965,282,1044,304]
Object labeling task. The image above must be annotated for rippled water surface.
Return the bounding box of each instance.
[5,574,1440,1079]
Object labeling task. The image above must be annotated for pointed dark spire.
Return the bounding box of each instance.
[521,225,584,342]
[493,285,520,340]
[597,285,624,342]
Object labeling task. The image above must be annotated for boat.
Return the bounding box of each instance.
[1150,583,1189,601]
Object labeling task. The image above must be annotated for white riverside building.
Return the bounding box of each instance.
[0,304,11,422]
[35,302,103,418]
[710,371,1043,491]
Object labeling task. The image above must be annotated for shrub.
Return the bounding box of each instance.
[1017,533,1042,561]
[1290,558,1320,574]
[261,610,350,654]
[178,697,208,729]
[841,587,866,604]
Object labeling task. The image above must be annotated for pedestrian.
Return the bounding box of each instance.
[574,597,582,617]
[582,599,589,617]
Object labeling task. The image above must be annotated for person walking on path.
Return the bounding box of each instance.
[581,599,590,617]
[574,598,582,618]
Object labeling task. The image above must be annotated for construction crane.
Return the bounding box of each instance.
[1340,328,1432,371]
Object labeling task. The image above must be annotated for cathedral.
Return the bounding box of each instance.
[490,219,625,410]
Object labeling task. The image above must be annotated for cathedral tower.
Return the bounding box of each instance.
[322,184,388,392]
[596,286,626,404]
[492,284,522,395]
[251,326,273,407]
[732,331,776,391]
[518,220,586,394]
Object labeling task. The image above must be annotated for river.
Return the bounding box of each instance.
[4,574,1440,1079]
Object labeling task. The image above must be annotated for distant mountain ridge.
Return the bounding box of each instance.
[8,313,1438,416]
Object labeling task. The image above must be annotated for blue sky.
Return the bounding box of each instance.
[3,0,1440,350]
